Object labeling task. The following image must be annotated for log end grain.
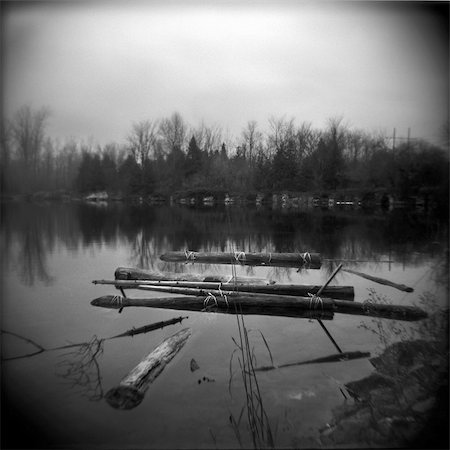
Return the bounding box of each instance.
[105,385,145,410]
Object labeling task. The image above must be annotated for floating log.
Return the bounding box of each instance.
[255,351,371,372]
[114,267,275,285]
[91,295,335,320]
[91,290,427,321]
[342,268,414,293]
[160,251,322,269]
[105,328,191,410]
[93,279,355,300]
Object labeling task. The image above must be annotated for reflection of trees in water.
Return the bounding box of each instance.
[2,204,58,285]
[2,202,448,283]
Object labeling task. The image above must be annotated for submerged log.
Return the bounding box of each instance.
[107,316,188,339]
[255,350,371,372]
[332,298,427,321]
[91,291,427,321]
[93,279,355,300]
[160,251,322,269]
[114,267,274,285]
[91,295,335,320]
[342,268,414,293]
[105,328,191,410]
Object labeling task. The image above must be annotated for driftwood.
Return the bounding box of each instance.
[114,267,274,285]
[105,328,191,410]
[255,350,371,372]
[342,268,414,293]
[93,279,355,300]
[160,251,322,269]
[91,295,335,320]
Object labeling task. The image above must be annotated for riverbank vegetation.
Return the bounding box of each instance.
[1,106,448,206]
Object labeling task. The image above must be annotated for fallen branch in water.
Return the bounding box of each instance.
[1,315,188,361]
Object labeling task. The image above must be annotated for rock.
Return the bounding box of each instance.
[345,372,396,400]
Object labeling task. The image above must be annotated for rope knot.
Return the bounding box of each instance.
[308,293,324,311]
[301,252,312,266]
[234,251,246,263]
[185,250,196,263]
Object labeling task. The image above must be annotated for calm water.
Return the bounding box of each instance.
[1,201,448,449]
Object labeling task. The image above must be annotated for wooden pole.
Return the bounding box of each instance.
[315,264,344,353]
[114,267,274,285]
[105,328,191,410]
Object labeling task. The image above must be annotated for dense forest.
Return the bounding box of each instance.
[1,105,448,203]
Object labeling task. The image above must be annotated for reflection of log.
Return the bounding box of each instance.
[91,292,427,322]
[114,267,274,285]
[93,279,355,300]
[342,268,414,292]
[255,351,371,372]
[160,251,322,269]
[105,328,191,410]
[91,295,335,320]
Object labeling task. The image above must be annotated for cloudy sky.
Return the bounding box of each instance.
[3,1,449,147]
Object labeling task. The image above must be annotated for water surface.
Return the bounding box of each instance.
[1,202,448,448]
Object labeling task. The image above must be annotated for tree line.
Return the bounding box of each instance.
[1,105,448,201]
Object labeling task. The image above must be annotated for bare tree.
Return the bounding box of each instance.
[203,123,222,154]
[267,116,295,157]
[159,112,186,154]
[127,120,158,165]
[10,105,50,189]
[241,120,262,164]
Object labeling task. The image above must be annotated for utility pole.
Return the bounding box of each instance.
[392,128,396,150]
[407,127,411,149]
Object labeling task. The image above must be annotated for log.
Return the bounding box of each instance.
[91,292,427,322]
[332,298,427,321]
[91,295,335,320]
[160,251,322,269]
[93,279,355,300]
[105,328,191,410]
[342,268,414,293]
[114,267,275,285]
[255,350,371,372]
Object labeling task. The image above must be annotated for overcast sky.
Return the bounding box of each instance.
[3,1,449,147]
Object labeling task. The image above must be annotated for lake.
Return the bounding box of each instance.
[1,201,448,448]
